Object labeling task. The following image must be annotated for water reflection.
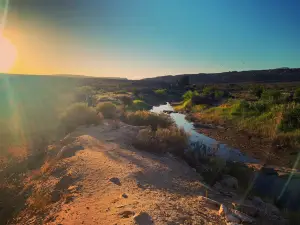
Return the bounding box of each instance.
[151,102,258,163]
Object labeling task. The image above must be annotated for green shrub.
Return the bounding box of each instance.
[202,86,215,96]
[183,90,199,101]
[278,106,300,132]
[250,85,264,99]
[134,126,188,156]
[154,89,167,95]
[96,102,117,119]
[60,103,102,132]
[294,88,300,101]
[124,111,173,130]
[127,100,151,111]
[214,90,224,99]
[261,89,282,102]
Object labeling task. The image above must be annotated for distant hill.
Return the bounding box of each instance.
[141,68,300,84]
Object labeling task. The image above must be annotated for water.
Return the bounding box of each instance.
[151,102,259,163]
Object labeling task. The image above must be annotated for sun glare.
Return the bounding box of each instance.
[0,33,17,73]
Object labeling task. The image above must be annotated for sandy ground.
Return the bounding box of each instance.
[14,122,226,225]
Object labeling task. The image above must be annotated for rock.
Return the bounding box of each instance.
[232,203,259,217]
[218,204,228,217]
[225,214,240,223]
[265,203,280,216]
[198,196,221,210]
[51,190,61,203]
[133,212,153,225]
[221,175,238,189]
[231,209,255,223]
[119,210,135,218]
[252,196,264,207]
[121,193,128,198]
[109,177,121,186]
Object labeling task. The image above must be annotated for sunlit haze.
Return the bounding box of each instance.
[2,0,300,78]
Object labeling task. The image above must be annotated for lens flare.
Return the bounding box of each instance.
[0,33,17,72]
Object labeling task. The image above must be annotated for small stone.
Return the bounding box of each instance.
[109,177,121,186]
[121,193,128,198]
[86,207,90,210]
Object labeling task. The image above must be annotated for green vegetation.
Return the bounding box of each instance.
[134,126,188,156]
[123,110,173,130]
[250,84,264,99]
[60,103,103,133]
[96,102,117,119]
[194,96,300,148]
[126,99,151,111]
[154,88,167,96]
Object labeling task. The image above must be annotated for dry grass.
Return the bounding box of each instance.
[60,103,103,132]
[124,110,173,130]
[134,126,189,156]
[96,102,117,119]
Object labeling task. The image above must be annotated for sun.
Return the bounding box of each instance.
[0,33,17,73]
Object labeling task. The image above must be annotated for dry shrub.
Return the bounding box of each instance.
[96,102,117,119]
[60,103,102,132]
[134,126,188,156]
[28,189,52,210]
[124,111,173,130]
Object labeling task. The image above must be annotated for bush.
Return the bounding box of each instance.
[214,90,224,99]
[96,102,117,119]
[294,88,300,101]
[127,100,151,111]
[134,126,188,156]
[60,103,102,132]
[202,86,215,96]
[183,90,199,101]
[124,111,173,130]
[278,106,300,132]
[119,95,133,107]
[261,89,282,102]
[250,85,264,99]
[154,89,167,95]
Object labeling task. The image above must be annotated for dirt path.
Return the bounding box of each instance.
[14,122,226,225]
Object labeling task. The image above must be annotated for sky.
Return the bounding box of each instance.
[1,0,300,78]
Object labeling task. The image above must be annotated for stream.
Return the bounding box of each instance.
[151,102,259,164]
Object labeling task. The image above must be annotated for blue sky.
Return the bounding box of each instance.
[7,0,300,78]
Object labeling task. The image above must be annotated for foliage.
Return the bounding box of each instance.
[173,99,192,111]
[214,90,224,99]
[191,104,207,112]
[261,89,282,102]
[183,90,199,101]
[154,89,167,95]
[250,85,264,99]
[278,105,300,132]
[119,95,133,106]
[202,86,215,96]
[96,102,117,119]
[123,111,173,130]
[134,126,188,156]
[126,100,151,111]
[294,88,300,101]
[60,103,102,132]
